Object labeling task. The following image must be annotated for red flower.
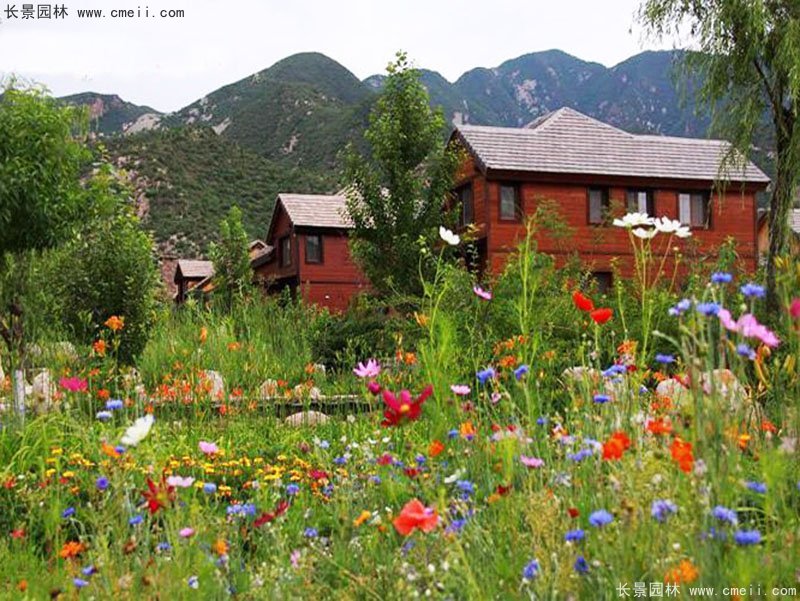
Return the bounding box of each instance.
[141,477,175,514]
[670,438,694,473]
[573,291,595,312]
[254,500,289,527]
[308,470,329,481]
[646,418,673,436]
[602,431,631,460]
[567,507,580,518]
[381,385,433,427]
[393,499,439,536]
[377,453,393,466]
[590,308,614,324]
[495,483,513,496]
[428,440,445,457]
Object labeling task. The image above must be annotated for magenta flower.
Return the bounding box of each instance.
[790,298,800,320]
[450,384,471,396]
[353,359,381,379]
[520,455,545,468]
[179,527,195,538]
[167,476,195,488]
[718,310,780,348]
[59,376,88,393]
[473,286,492,301]
[199,441,219,456]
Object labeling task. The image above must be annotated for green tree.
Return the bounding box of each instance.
[0,86,90,362]
[344,52,461,297]
[638,0,800,310]
[209,205,253,310]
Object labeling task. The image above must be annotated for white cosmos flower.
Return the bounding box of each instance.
[613,212,656,228]
[439,226,460,246]
[120,414,154,447]
[653,216,692,238]
[443,468,465,484]
[674,226,692,238]
[632,227,658,239]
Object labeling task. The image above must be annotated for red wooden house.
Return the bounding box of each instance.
[255,193,368,311]
[449,107,770,287]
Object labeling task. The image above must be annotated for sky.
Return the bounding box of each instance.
[0,0,679,113]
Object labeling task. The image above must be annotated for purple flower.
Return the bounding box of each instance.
[304,527,318,538]
[589,509,613,527]
[669,298,692,316]
[96,476,109,491]
[473,285,492,301]
[519,455,544,468]
[733,530,762,545]
[711,505,737,525]
[62,507,76,519]
[522,558,540,580]
[651,499,678,522]
[286,483,300,496]
[450,384,471,396]
[737,343,756,360]
[740,283,765,298]
[106,399,124,410]
[593,394,611,404]
[574,555,590,574]
[745,481,766,494]
[96,410,113,421]
[564,529,585,542]
[711,272,733,284]
[514,364,529,380]
[73,578,90,589]
[476,367,496,385]
[696,302,722,316]
[353,359,380,379]
[655,354,674,364]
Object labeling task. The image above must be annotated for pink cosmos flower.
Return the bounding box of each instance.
[473,286,492,301]
[199,441,219,456]
[790,298,800,320]
[179,527,195,538]
[719,310,780,348]
[519,455,545,468]
[59,376,88,393]
[353,359,381,378]
[166,476,195,488]
[490,392,502,404]
[450,384,471,396]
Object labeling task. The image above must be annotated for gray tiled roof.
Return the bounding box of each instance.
[175,259,213,280]
[455,107,770,184]
[277,194,353,229]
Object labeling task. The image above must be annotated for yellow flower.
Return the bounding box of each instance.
[353,510,372,527]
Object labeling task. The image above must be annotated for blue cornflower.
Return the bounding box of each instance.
[62,507,76,519]
[456,480,475,497]
[96,411,113,421]
[589,509,614,527]
[476,367,496,385]
[157,542,172,551]
[322,484,334,497]
[601,364,626,378]
[415,454,426,465]
[129,515,144,526]
[96,476,109,491]
[740,283,765,298]
[711,272,733,284]
[188,575,199,589]
[568,448,593,462]
[106,399,124,410]
[651,499,678,522]
[304,527,319,538]
[333,456,347,465]
[564,529,585,542]
[733,530,762,545]
[73,578,90,589]
[522,558,540,580]
[445,519,466,535]
[514,364,529,380]
[737,343,756,360]
[203,482,217,494]
[286,483,300,496]
[593,394,611,404]
[711,505,738,525]
[317,440,330,449]
[745,481,767,494]
[536,416,548,426]
[226,503,257,516]
[114,445,126,455]
[81,565,96,577]
[669,298,692,316]
[447,429,459,439]
[655,353,675,364]
[574,555,590,575]
[369,475,381,485]
[401,540,415,555]
[696,302,721,316]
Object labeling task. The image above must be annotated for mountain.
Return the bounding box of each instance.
[163,52,375,169]
[60,92,161,135]
[103,127,333,256]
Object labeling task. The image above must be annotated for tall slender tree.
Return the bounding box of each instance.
[638,0,800,310]
[209,205,253,311]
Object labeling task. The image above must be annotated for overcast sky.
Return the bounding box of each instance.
[0,0,679,113]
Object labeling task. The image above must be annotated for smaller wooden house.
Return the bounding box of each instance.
[757,208,800,261]
[256,193,368,312]
[173,259,214,304]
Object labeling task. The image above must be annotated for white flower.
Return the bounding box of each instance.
[674,226,692,238]
[120,414,154,447]
[613,212,655,228]
[653,217,680,233]
[632,227,657,239]
[443,468,465,484]
[438,226,460,246]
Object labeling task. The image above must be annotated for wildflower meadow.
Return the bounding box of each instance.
[0,217,798,600]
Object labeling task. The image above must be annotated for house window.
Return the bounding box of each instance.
[588,187,610,225]
[678,192,710,228]
[499,184,520,221]
[626,189,655,216]
[592,271,614,295]
[457,184,474,227]
[280,236,292,267]
[305,234,322,263]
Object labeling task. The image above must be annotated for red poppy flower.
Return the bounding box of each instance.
[495,483,513,496]
[428,440,445,457]
[568,507,580,518]
[572,291,595,312]
[590,307,614,324]
[381,385,433,427]
[646,418,672,436]
[141,477,175,514]
[670,438,694,473]
[254,500,289,527]
[393,499,439,536]
[602,431,631,460]
[377,453,393,466]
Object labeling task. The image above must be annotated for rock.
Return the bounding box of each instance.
[284,411,330,427]
[201,370,225,399]
[259,379,279,399]
[655,378,692,405]
[309,387,322,401]
[700,369,748,413]
[30,369,55,413]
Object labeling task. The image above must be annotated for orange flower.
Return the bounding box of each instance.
[737,433,751,450]
[664,559,699,584]
[17,580,27,592]
[58,540,86,559]
[92,339,107,356]
[602,431,631,461]
[199,326,208,344]
[227,342,241,352]
[211,539,229,556]
[670,438,694,473]
[97,388,110,401]
[646,418,673,436]
[459,421,477,439]
[101,442,121,458]
[590,307,614,324]
[104,315,125,331]
[393,499,439,536]
[761,420,778,434]
[572,291,595,312]
[428,440,445,458]
[404,352,417,365]
[499,355,517,369]
[353,510,372,527]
